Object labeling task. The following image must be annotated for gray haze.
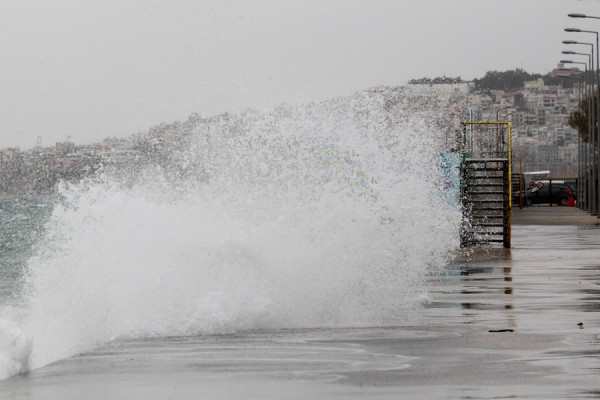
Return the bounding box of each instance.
[1,0,599,148]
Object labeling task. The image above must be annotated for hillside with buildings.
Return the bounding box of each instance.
[0,66,583,194]
[409,67,582,177]
[421,66,583,176]
[469,65,581,177]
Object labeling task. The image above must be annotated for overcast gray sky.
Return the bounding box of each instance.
[2,0,599,148]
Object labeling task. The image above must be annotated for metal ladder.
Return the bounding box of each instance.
[460,158,510,248]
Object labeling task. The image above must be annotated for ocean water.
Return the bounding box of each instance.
[0,89,461,379]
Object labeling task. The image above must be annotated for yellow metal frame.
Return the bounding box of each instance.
[460,121,512,247]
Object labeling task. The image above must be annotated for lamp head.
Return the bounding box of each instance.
[562,40,579,44]
[565,28,582,32]
[568,13,587,18]
[562,50,576,54]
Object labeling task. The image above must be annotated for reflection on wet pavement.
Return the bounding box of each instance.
[0,225,597,400]
[421,224,600,398]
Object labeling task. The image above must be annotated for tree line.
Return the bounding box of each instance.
[410,68,577,91]
[408,76,465,85]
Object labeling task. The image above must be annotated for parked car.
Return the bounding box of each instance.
[524,184,576,206]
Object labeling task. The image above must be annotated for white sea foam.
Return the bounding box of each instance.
[0,88,461,377]
[0,313,31,378]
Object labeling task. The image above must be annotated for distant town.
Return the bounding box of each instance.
[467,65,581,177]
[0,65,583,194]
[407,64,582,177]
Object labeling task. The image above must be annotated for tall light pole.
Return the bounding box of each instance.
[558,67,586,208]
[563,50,594,211]
[565,25,600,214]
[496,106,511,156]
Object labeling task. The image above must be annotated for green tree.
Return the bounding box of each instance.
[568,95,597,143]
[408,76,464,85]
[473,68,543,92]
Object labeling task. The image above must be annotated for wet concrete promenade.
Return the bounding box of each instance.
[0,207,598,399]
[513,204,600,226]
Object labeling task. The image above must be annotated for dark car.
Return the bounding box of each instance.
[524,184,576,206]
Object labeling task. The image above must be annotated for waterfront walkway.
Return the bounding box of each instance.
[0,207,597,399]
[513,205,600,226]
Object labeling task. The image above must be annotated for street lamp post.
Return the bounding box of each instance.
[563,50,594,211]
[565,26,600,214]
[562,45,594,206]
[557,68,585,208]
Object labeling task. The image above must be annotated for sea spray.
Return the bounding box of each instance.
[0,87,462,377]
